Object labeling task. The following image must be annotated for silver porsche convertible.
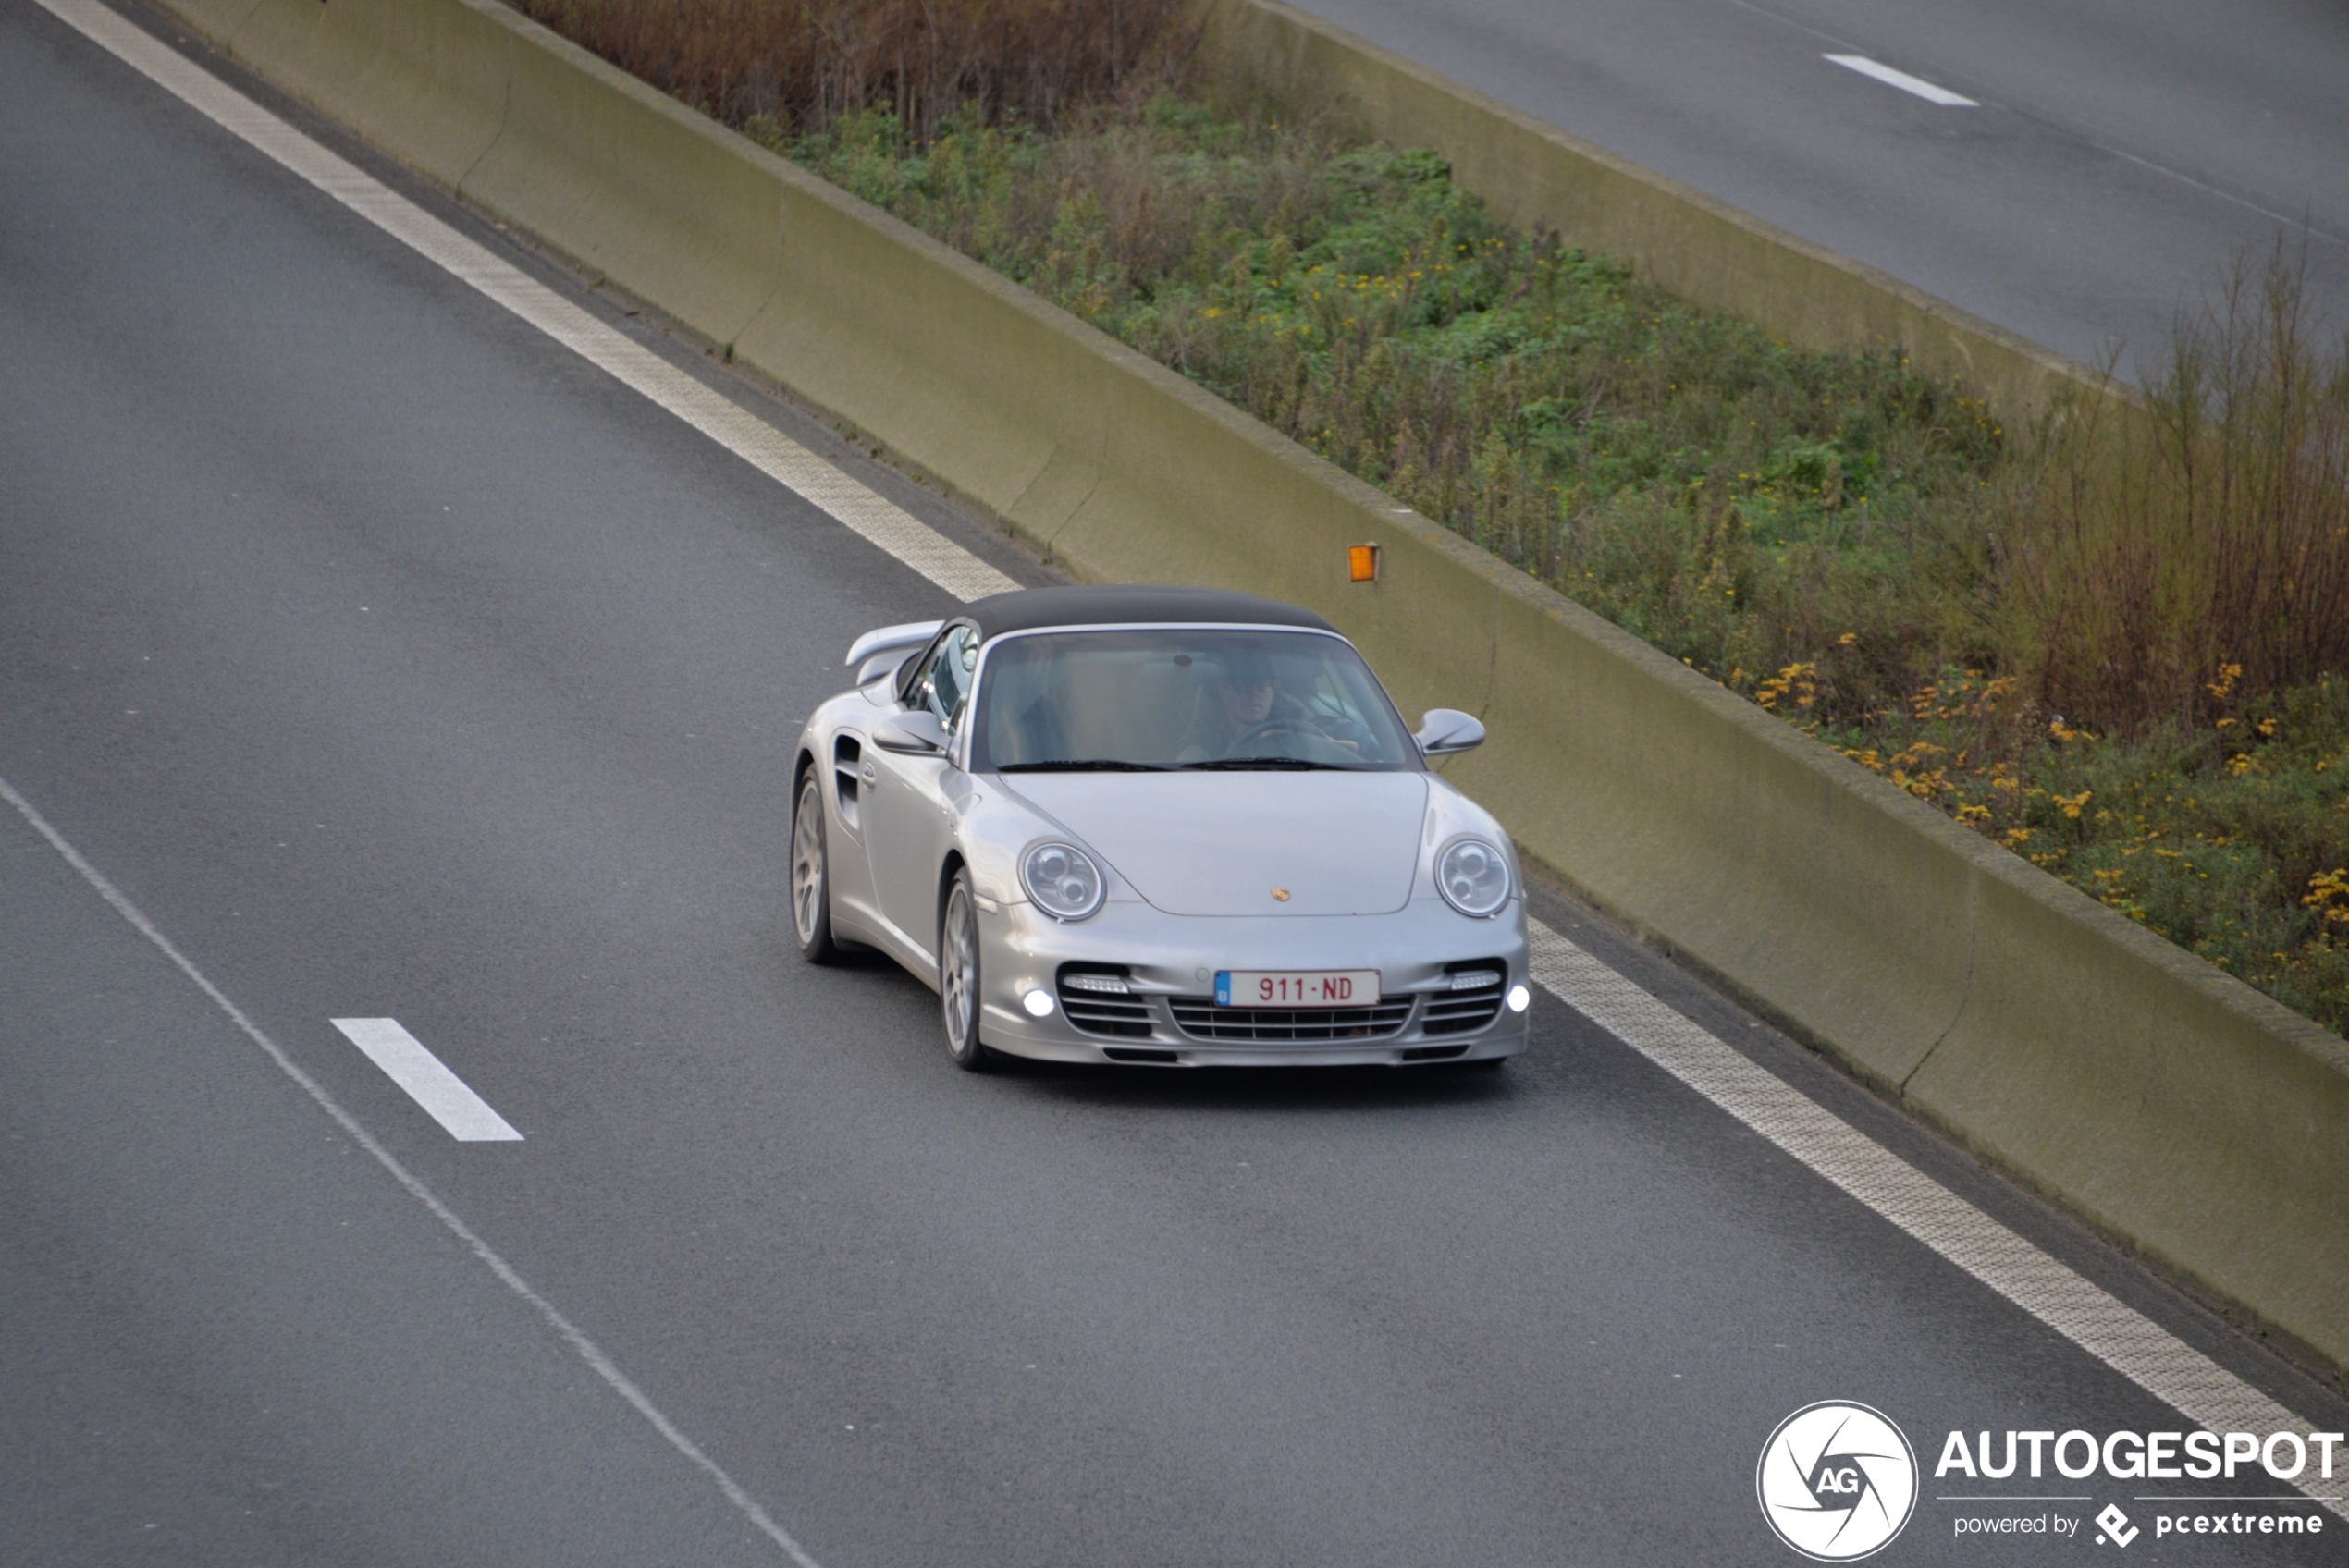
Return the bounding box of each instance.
[789,585,1531,1069]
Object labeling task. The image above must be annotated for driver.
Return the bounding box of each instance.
[1176,653,1283,763]
[1177,651,1381,764]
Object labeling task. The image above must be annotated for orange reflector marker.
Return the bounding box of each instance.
[1348,543,1381,582]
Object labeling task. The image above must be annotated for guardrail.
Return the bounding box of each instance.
[155,0,2348,1376]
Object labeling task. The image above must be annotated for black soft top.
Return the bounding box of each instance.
[964,584,1335,641]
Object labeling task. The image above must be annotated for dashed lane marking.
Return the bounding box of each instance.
[0,769,827,1568]
[330,1018,523,1142]
[1826,53,1979,106]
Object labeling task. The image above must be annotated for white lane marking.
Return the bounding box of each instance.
[330,1018,523,1141]
[34,0,1015,606]
[1527,920,2345,1521]
[0,776,825,1568]
[37,0,2338,1512]
[1826,54,1978,106]
[1740,1,2345,244]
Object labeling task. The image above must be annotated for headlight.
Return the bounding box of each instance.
[1021,841,1106,921]
[1435,837,1511,917]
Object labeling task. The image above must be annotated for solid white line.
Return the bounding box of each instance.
[330,1018,523,1141]
[1826,54,1978,107]
[1526,920,2346,1522]
[0,776,825,1568]
[32,0,1015,607]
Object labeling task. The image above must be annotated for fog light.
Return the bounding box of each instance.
[1507,984,1531,1013]
[1022,988,1057,1017]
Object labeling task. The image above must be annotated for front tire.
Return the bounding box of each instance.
[940,869,990,1071]
[791,770,843,963]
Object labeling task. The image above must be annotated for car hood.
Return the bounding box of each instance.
[996,772,1429,916]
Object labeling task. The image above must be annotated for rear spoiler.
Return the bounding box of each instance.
[845,620,943,685]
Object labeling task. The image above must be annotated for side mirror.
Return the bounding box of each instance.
[872,710,949,755]
[1415,708,1486,756]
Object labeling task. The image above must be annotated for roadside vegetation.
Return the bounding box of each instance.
[512,0,2349,1033]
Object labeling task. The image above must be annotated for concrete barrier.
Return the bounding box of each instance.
[154,0,2348,1375]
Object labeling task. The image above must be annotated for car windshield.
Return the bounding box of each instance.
[970,628,1420,773]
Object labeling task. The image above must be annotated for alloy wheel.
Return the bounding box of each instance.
[941,875,986,1069]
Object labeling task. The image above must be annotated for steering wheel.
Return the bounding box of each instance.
[1233,716,1321,747]
[1229,715,1354,760]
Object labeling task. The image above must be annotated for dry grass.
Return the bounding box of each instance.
[510,0,1195,141]
[1996,245,2349,735]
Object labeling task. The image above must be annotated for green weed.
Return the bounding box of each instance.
[786,107,2009,722]
[1822,668,2349,1032]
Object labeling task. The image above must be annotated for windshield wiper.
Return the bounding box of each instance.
[1178,756,1347,771]
[997,759,1173,772]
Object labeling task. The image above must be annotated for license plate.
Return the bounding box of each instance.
[1215,969,1382,1008]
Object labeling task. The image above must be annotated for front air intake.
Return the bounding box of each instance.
[1167,996,1413,1042]
[1422,962,1507,1035]
[1057,965,1152,1038]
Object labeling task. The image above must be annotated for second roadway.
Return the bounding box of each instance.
[1285,0,2349,378]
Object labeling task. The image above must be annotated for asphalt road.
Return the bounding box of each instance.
[4,3,2345,1564]
[1284,0,2349,380]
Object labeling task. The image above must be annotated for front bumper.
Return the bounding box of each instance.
[975,896,1530,1066]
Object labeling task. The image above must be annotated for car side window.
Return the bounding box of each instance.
[909,624,980,732]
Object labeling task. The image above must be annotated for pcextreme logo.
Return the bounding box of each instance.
[1757,1401,1921,1561]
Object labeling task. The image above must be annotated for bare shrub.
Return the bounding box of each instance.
[511,0,1196,142]
[1998,242,2349,732]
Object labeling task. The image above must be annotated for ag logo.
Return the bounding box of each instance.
[1756,1401,1919,1561]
